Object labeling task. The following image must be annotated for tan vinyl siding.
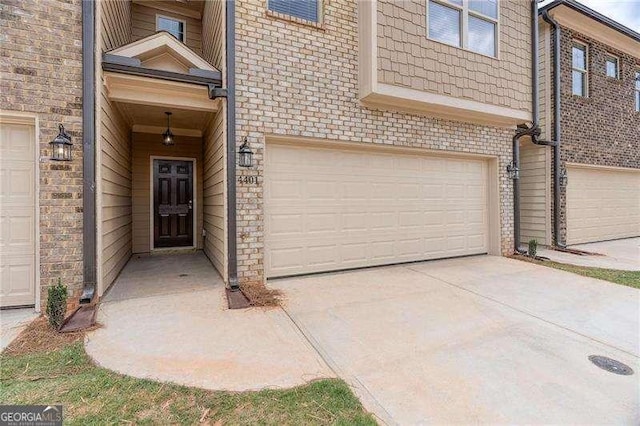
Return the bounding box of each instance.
[101,0,132,51]
[132,2,202,54]
[131,133,204,254]
[519,141,550,246]
[202,109,226,276]
[202,1,226,277]
[100,90,132,289]
[202,0,224,69]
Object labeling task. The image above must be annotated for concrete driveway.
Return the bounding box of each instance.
[271,255,639,425]
[539,237,640,271]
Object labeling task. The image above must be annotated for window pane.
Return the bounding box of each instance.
[572,71,584,96]
[447,0,463,5]
[268,0,319,22]
[158,17,184,41]
[468,16,496,56]
[469,0,497,19]
[428,1,461,47]
[572,45,586,69]
[636,91,640,112]
[605,57,617,78]
[636,72,640,90]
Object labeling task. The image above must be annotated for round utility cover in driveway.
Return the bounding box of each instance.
[588,355,634,375]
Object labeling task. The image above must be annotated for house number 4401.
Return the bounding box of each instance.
[238,175,259,185]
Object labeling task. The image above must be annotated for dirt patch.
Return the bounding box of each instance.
[2,317,98,356]
[240,282,282,307]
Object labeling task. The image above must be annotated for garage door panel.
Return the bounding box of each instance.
[1,208,36,254]
[1,122,36,307]
[266,144,490,277]
[567,166,640,245]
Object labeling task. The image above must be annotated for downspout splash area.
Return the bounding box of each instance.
[513,0,562,253]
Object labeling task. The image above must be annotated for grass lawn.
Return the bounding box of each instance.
[514,255,640,289]
[1,324,376,425]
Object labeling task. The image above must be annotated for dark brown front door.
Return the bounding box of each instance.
[153,159,194,248]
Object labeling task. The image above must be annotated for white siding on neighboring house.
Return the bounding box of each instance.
[519,141,551,246]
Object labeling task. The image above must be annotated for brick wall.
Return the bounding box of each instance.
[235,0,519,285]
[1,0,84,308]
[377,0,532,112]
[552,26,640,243]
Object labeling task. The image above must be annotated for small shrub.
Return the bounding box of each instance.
[528,239,538,258]
[46,278,68,330]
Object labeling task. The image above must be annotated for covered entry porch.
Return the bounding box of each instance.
[97,32,227,298]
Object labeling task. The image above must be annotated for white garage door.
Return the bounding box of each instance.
[567,166,640,245]
[1,121,37,307]
[265,144,489,277]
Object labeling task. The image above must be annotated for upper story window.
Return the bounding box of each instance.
[572,42,588,97]
[605,54,619,79]
[157,15,185,42]
[427,0,498,58]
[635,71,640,112]
[268,0,320,23]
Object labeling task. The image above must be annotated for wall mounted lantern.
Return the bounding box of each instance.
[50,124,73,161]
[238,137,254,168]
[507,161,520,180]
[162,112,175,146]
[559,168,568,187]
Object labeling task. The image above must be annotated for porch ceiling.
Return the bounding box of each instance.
[115,102,213,135]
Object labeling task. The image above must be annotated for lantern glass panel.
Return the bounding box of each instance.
[239,151,251,167]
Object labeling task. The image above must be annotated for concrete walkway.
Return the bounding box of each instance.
[271,255,639,425]
[1,308,38,351]
[85,252,333,391]
[538,237,640,271]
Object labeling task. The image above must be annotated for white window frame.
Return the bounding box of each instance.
[156,14,186,43]
[635,70,640,113]
[604,53,619,79]
[571,41,588,97]
[426,0,500,58]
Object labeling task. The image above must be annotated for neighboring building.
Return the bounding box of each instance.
[519,0,639,247]
[15,0,636,312]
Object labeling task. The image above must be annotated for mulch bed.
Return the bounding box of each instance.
[240,282,282,307]
[3,316,99,356]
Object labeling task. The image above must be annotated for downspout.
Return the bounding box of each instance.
[541,9,564,248]
[226,0,239,290]
[80,0,96,303]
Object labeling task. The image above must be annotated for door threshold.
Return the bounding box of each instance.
[150,247,197,255]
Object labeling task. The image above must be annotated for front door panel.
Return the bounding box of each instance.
[153,160,193,248]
